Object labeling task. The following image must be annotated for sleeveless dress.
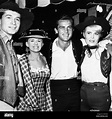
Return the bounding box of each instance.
[17,54,52,111]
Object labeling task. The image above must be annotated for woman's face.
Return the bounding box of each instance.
[26,37,44,53]
[83,25,102,47]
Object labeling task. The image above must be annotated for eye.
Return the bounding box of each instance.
[87,31,91,34]
[6,15,11,19]
[30,39,34,42]
[38,40,41,42]
[58,26,64,30]
[15,17,20,22]
[67,26,72,30]
[95,32,100,35]
[95,33,99,35]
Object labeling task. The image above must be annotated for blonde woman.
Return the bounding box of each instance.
[17,29,52,111]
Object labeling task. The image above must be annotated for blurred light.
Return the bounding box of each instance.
[66,0,76,1]
[55,9,57,12]
[38,0,50,7]
[96,5,103,13]
[42,20,44,23]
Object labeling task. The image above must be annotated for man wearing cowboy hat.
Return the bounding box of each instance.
[76,16,112,111]
[0,1,34,111]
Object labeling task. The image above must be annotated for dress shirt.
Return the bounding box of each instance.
[81,47,107,83]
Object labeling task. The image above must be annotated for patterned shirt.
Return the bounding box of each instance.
[17,54,52,111]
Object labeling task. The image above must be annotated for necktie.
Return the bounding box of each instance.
[84,45,98,57]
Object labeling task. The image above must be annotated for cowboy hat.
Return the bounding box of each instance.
[75,16,110,38]
[0,1,34,34]
[19,29,50,40]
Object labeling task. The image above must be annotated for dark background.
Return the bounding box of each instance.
[0,0,112,55]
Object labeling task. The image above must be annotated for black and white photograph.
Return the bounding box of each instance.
[0,0,112,118]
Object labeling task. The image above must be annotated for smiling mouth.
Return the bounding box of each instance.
[9,26,17,30]
[89,40,95,43]
[33,46,39,49]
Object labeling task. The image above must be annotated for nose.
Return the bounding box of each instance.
[34,41,39,45]
[11,18,16,25]
[64,28,69,33]
[91,34,94,39]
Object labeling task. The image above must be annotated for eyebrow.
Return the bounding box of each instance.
[4,13,20,19]
[86,29,102,32]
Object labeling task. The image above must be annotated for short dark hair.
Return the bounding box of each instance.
[56,14,74,28]
[0,12,4,19]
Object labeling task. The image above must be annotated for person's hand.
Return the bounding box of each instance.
[109,107,112,111]
[76,70,81,80]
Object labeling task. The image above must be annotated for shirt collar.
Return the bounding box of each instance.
[53,37,72,51]
[0,29,12,44]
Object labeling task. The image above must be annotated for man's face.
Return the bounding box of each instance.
[56,20,73,42]
[0,10,21,35]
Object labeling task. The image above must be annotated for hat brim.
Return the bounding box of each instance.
[0,1,34,34]
[76,17,110,38]
[19,35,50,40]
